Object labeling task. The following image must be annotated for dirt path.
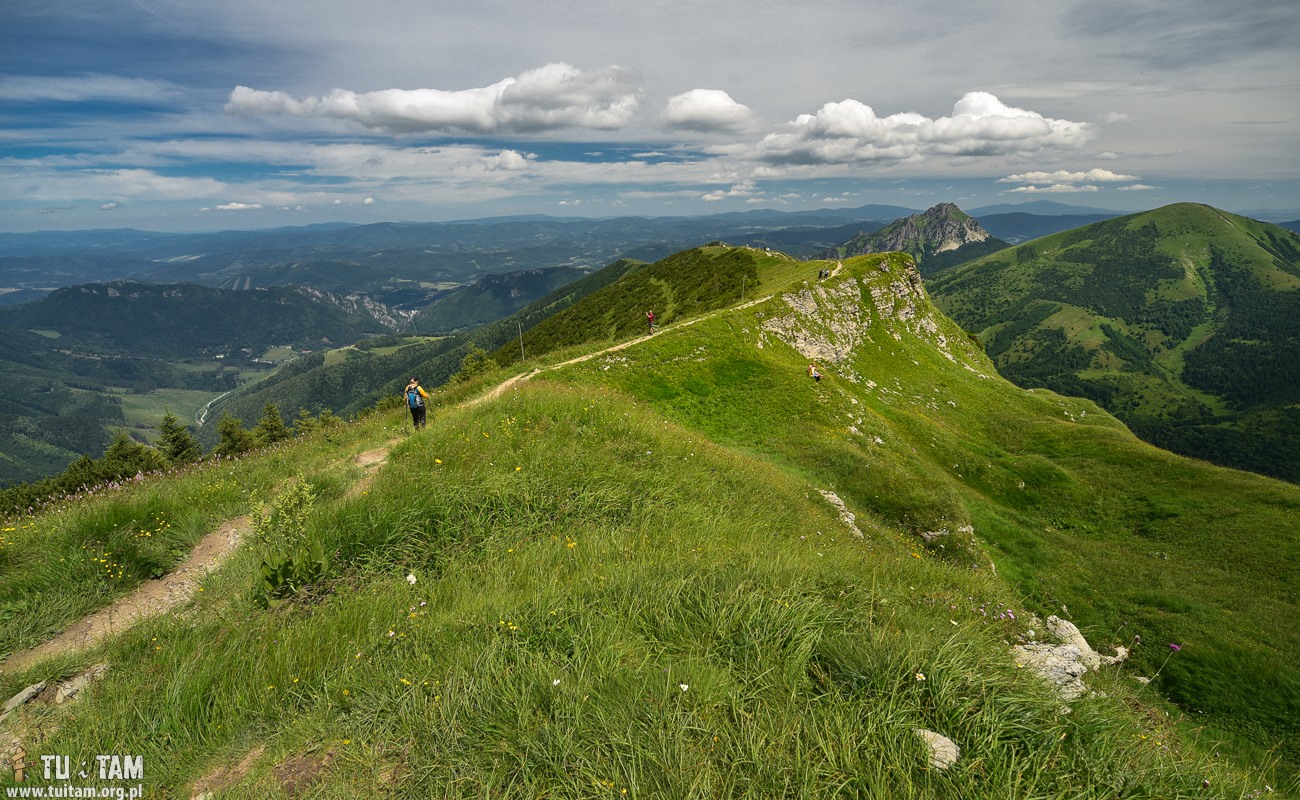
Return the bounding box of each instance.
[472,296,768,401]
[1,293,777,674]
[1,516,250,674]
[344,441,400,499]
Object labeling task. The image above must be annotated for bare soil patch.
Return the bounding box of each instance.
[0,517,250,674]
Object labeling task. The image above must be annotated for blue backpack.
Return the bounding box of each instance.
[406,388,424,408]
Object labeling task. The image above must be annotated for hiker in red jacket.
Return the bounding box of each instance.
[646,310,656,334]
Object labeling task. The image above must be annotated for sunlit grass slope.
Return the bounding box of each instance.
[0,247,1295,797]
[0,387,1269,798]
[548,251,1300,785]
[0,417,381,658]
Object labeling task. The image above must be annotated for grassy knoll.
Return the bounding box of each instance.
[0,249,1294,796]
[552,253,1300,788]
[0,388,1266,798]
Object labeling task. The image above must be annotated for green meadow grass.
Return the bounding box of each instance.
[1,390,1267,798]
[1,249,1294,797]
[0,413,389,661]
[551,255,1300,788]
[115,388,220,428]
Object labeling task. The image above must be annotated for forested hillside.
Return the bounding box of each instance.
[929,203,1300,482]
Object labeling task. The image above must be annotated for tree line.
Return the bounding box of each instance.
[0,403,341,518]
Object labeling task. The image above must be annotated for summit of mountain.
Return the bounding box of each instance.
[816,203,1010,273]
[928,202,1300,482]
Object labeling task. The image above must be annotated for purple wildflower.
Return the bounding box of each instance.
[1168,643,1182,651]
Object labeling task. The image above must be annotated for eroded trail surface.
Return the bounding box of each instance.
[2,297,771,673]
[1,516,249,674]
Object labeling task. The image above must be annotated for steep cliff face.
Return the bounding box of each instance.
[757,251,989,385]
[818,203,995,268]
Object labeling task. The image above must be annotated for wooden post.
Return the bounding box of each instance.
[12,746,26,783]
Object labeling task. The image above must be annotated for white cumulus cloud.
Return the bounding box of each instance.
[749,91,1090,166]
[999,166,1141,195]
[226,63,640,134]
[663,89,754,133]
[999,168,1137,184]
[215,202,263,210]
[1007,184,1100,193]
[482,149,533,171]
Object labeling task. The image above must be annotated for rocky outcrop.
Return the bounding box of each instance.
[757,254,980,374]
[818,203,991,264]
[1012,616,1128,701]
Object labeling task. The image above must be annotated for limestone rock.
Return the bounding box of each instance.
[1012,616,1128,701]
[1044,616,1101,670]
[3,683,45,716]
[913,728,960,770]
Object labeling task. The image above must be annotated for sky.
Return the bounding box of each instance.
[2,0,1299,232]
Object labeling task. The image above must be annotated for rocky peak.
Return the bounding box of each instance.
[818,203,992,264]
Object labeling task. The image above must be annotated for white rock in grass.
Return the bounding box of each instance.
[3,683,45,715]
[1012,615,1130,701]
[913,728,960,770]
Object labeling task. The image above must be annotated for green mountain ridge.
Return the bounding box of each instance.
[928,202,1300,482]
[0,281,406,486]
[207,258,651,430]
[412,266,591,334]
[0,246,1297,795]
[0,281,399,359]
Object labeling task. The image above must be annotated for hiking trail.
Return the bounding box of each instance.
[1,516,249,674]
[0,291,774,674]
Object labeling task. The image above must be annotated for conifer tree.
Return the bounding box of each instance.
[101,431,168,477]
[292,408,318,437]
[253,402,291,446]
[212,412,256,458]
[158,410,202,465]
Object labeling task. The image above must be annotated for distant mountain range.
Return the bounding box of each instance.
[929,202,1300,482]
[0,203,1119,307]
[0,282,403,485]
[411,266,596,334]
[5,199,1292,489]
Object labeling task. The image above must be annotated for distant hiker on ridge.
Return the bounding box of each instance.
[405,377,428,430]
[646,310,656,334]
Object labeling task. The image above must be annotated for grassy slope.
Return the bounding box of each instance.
[0,250,1295,797]
[212,259,649,428]
[927,202,1300,482]
[547,252,1300,780]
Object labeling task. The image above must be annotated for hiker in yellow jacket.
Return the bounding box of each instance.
[404,377,429,429]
